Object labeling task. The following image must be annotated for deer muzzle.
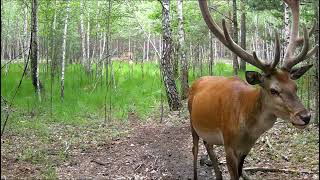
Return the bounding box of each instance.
[291,109,311,129]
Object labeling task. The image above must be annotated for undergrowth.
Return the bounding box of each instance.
[1,59,312,134]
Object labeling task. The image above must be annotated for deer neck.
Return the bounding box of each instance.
[245,87,277,139]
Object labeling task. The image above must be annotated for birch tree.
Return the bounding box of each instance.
[239,0,246,71]
[314,0,319,124]
[177,0,188,100]
[80,0,86,67]
[23,4,28,63]
[160,0,181,111]
[30,0,42,100]
[283,2,290,63]
[86,7,91,73]
[232,0,239,75]
[61,0,70,100]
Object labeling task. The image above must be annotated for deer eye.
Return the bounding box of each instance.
[270,88,279,95]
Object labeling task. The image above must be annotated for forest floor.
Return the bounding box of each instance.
[1,101,319,180]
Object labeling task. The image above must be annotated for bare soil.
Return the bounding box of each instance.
[1,106,319,180]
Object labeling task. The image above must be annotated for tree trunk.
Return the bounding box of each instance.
[30,0,42,100]
[128,36,131,55]
[146,31,150,61]
[314,0,319,125]
[23,5,28,62]
[80,0,86,66]
[101,33,106,59]
[173,42,179,78]
[60,0,70,100]
[200,45,203,76]
[239,0,246,71]
[177,0,189,100]
[51,1,57,76]
[254,15,259,56]
[232,0,239,75]
[159,36,162,61]
[209,31,214,75]
[86,11,91,73]
[105,0,112,85]
[161,0,181,111]
[143,40,146,60]
[283,2,290,63]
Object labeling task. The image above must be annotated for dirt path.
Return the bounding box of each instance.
[56,114,319,180]
[1,108,318,179]
[57,121,202,179]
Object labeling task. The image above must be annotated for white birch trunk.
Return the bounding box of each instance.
[101,33,106,58]
[61,0,70,100]
[283,2,290,61]
[143,40,146,60]
[146,32,150,61]
[80,0,86,66]
[177,0,188,99]
[23,5,28,61]
[86,11,90,71]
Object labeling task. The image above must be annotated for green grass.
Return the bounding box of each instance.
[2,59,313,132]
[0,59,272,132]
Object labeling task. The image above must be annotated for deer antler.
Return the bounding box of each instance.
[282,0,319,71]
[198,0,280,73]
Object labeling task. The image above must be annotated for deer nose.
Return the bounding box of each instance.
[299,113,311,124]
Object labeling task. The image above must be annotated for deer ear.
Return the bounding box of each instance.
[246,71,262,85]
[245,71,262,85]
[290,64,313,80]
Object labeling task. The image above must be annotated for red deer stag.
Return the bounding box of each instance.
[188,0,318,179]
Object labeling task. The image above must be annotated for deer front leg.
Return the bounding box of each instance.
[225,147,239,180]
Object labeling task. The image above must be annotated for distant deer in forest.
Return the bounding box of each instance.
[120,51,133,61]
[188,0,318,179]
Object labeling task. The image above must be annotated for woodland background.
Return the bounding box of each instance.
[1,0,319,179]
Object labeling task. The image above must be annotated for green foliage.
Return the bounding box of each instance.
[1,61,161,125]
[245,0,283,12]
[1,60,242,130]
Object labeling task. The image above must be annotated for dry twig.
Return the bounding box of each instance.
[91,159,108,166]
[244,167,313,174]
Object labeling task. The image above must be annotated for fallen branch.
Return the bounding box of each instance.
[1,35,32,137]
[134,163,143,172]
[91,159,109,166]
[1,48,29,70]
[244,167,313,174]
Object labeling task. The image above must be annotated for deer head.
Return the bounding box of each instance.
[199,0,318,128]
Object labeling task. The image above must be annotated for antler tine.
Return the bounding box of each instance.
[283,24,310,70]
[304,44,319,60]
[282,0,317,71]
[198,0,227,45]
[252,51,269,71]
[271,31,280,69]
[283,0,300,63]
[296,21,317,45]
[198,0,271,72]
[221,16,269,71]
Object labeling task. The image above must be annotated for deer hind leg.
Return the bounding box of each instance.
[191,126,199,180]
[203,141,222,180]
[225,147,240,180]
[238,154,246,177]
[238,154,251,180]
